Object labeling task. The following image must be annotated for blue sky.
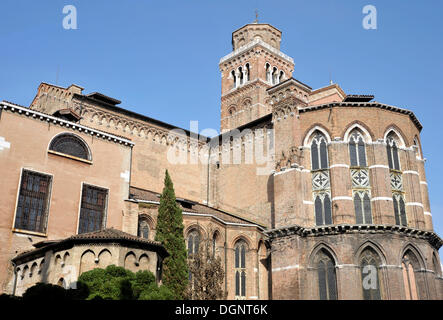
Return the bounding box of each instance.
[1,1,442,254]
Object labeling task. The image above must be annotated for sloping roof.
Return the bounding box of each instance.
[129,186,264,227]
[13,228,168,264]
[343,95,374,102]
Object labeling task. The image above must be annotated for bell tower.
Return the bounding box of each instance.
[219,22,294,132]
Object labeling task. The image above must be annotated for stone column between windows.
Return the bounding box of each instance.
[336,265,361,299]
[401,149,425,229]
[416,158,433,231]
[328,142,354,225]
[367,142,395,225]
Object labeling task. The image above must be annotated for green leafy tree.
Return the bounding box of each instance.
[77,265,173,300]
[77,265,135,300]
[155,170,189,299]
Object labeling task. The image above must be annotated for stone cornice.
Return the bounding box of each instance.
[219,38,294,65]
[266,224,443,250]
[0,101,134,147]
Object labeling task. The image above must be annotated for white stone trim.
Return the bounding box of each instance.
[272,264,299,272]
[0,101,134,147]
[424,212,432,216]
[343,124,373,143]
[274,168,296,176]
[219,38,294,65]
[403,170,419,176]
[303,126,332,146]
[371,197,393,202]
[330,164,350,169]
[0,137,11,150]
[420,181,428,186]
[332,196,353,201]
[369,165,390,169]
[303,200,314,205]
[336,264,358,269]
[120,170,130,183]
[406,202,424,208]
[384,127,406,148]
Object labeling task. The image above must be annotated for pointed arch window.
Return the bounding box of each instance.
[354,191,372,224]
[386,133,400,171]
[137,217,150,239]
[360,248,382,300]
[349,131,367,167]
[314,193,332,226]
[315,249,337,300]
[402,250,421,300]
[393,193,407,226]
[311,132,329,170]
[187,230,200,257]
[234,240,247,299]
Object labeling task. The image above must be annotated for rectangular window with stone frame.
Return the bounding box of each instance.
[14,169,52,234]
[78,184,108,234]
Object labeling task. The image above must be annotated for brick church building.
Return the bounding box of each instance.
[0,22,441,299]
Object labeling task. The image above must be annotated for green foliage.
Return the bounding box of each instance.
[132,270,156,298]
[77,265,167,300]
[155,170,189,299]
[138,283,175,300]
[78,265,136,300]
[22,283,69,301]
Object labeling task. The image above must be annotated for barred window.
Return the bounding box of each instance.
[360,248,382,300]
[314,193,332,226]
[78,184,108,234]
[138,217,150,239]
[393,193,407,226]
[14,170,52,233]
[349,131,367,167]
[354,191,372,224]
[316,250,337,300]
[187,230,200,256]
[234,240,247,299]
[49,133,91,161]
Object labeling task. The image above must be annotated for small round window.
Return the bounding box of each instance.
[49,133,91,160]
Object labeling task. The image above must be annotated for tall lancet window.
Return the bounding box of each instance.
[386,131,407,226]
[349,129,372,224]
[234,240,247,299]
[360,248,382,300]
[315,249,337,300]
[386,133,400,171]
[349,131,367,167]
[402,250,424,300]
[310,131,332,226]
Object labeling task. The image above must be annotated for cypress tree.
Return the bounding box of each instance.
[155,170,189,299]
